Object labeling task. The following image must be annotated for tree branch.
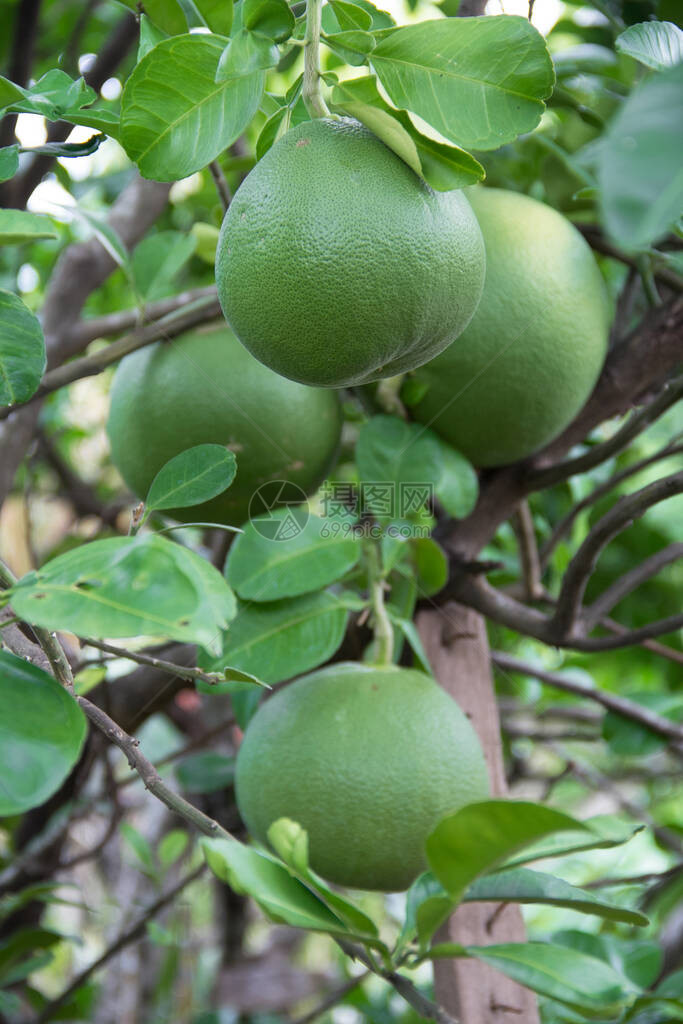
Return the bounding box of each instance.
[81,637,229,687]
[0,296,222,421]
[552,470,683,636]
[539,439,683,570]
[492,652,683,745]
[584,542,683,628]
[511,500,543,599]
[575,223,683,294]
[35,864,206,1024]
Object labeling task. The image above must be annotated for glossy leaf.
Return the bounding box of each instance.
[323,30,376,65]
[226,513,362,601]
[330,0,373,30]
[0,290,46,407]
[434,441,478,519]
[10,535,235,655]
[117,0,187,35]
[216,31,280,81]
[145,444,237,513]
[615,21,683,71]
[0,652,87,816]
[356,415,443,517]
[195,0,234,35]
[371,16,555,150]
[0,145,19,182]
[501,816,644,869]
[0,210,57,244]
[598,62,683,249]
[120,34,264,180]
[200,590,349,686]
[465,868,648,926]
[267,818,384,944]
[243,0,294,42]
[330,75,483,189]
[426,801,589,897]
[429,942,636,1016]
[202,838,355,936]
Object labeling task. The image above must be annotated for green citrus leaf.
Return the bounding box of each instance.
[226,513,362,601]
[0,651,87,816]
[145,444,237,513]
[615,20,683,71]
[371,15,554,150]
[175,752,236,793]
[120,33,264,180]
[0,210,57,244]
[0,290,46,407]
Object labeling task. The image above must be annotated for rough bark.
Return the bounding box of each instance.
[417,603,540,1024]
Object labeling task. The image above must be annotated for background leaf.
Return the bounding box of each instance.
[131,230,197,302]
[0,652,87,816]
[175,753,236,793]
[200,590,349,686]
[356,415,443,517]
[0,290,46,407]
[597,62,683,249]
[120,33,264,180]
[226,513,362,601]
[0,210,57,244]
[615,21,683,71]
[371,16,554,150]
[145,444,237,513]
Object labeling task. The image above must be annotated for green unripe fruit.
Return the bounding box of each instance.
[106,324,342,524]
[235,662,489,891]
[411,188,610,466]
[216,118,486,388]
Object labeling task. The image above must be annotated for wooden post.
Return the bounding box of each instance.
[417,602,540,1024]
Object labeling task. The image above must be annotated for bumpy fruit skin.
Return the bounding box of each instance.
[235,662,489,892]
[106,324,342,524]
[216,118,486,388]
[411,188,611,466]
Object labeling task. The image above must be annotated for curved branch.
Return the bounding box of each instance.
[539,440,683,570]
[576,223,683,294]
[492,651,683,745]
[552,470,683,636]
[584,543,683,629]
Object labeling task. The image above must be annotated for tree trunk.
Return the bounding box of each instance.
[417,602,540,1024]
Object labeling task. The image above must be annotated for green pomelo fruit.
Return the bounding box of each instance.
[216,118,486,388]
[235,662,489,891]
[106,324,342,524]
[411,187,610,466]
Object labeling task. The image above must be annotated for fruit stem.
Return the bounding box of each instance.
[302,0,330,119]
[365,539,394,666]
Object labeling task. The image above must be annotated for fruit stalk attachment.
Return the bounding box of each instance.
[365,539,394,666]
[303,0,330,118]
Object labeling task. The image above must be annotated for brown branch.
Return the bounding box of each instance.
[552,470,683,636]
[539,439,683,570]
[82,637,228,687]
[66,285,218,355]
[35,864,206,1024]
[511,500,543,599]
[527,375,683,492]
[0,0,42,150]
[36,428,126,528]
[575,223,683,294]
[0,175,172,506]
[208,160,231,211]
[584,543,683,628]
[290,972,370,1024]
[492,651,683,745]
[600,615,683,666]
[0,297,222,422]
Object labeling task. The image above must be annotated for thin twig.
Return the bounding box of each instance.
[528,376,683,492]
[82,637,227,687]
[291,971,371,1024]
[552,470,683,636]
[0,296,222,421]
[584,543,683,628]
[539,440,683,570]
[511,500,543,599]
[492,651,683,746]
[208,160,231,211]
[575,224,683,294]
[35,864,206,1024]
